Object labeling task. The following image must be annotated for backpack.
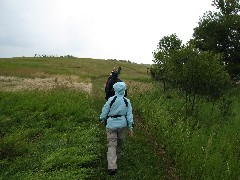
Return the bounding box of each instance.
[106,96,134,128]
[110,96,128,109]
[105,96,128,125]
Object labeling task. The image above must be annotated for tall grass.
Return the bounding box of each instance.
[0,85,166,179]
[132,84,240,179]
[1,57,238,179]
[0,57,166,179]
[0,90,103,179]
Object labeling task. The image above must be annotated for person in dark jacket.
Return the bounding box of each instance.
[100,82,134,175]
[105,71,127,100]
[104,71,116,94]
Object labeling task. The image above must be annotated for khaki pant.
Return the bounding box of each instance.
[106,127,126,170]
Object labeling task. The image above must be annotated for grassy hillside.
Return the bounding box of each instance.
[0,57,239,179]
[0,57,168,179]
[0,57,149,80]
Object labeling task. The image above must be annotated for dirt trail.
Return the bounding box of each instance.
[92,76,178,179]
[134,112,178,179]
[3,73,178,178]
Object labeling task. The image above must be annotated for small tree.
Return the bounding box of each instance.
[152,33,231,114]
[193,0,240,79]
[152,34,182,90]
[166,47,231,114]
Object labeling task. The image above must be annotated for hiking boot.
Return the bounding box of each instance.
[108,169,117,175]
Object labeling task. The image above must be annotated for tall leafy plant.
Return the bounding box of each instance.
[152,35,231,114]
[152,34,182,90]
[167,47,231,114]
[193,0,240,79]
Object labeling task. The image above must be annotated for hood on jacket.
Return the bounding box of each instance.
[113,82,126,96]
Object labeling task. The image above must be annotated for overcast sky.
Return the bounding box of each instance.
[0,0,216,64]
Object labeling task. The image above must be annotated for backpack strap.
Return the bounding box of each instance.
[110,96,117,108]
[106,96,129,126]
[107,96,128,118]
[110,96,128,108]
[106,96,117,124]
[123,97,128,107]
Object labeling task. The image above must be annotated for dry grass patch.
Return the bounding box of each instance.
[125,80,154,94]
[0,74,92,93]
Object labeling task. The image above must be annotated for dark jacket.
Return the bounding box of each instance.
[105,77,123,100]
[105,71,127,100]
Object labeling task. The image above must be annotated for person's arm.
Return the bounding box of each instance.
[126,101,134,138]
[105,79,113,98]
[126,100,134,130]
[104,79,109,93]
[99,100,111,123]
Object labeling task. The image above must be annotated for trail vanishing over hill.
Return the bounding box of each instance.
[91,76,178,179]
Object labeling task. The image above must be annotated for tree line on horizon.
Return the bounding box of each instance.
[33,54,76,58]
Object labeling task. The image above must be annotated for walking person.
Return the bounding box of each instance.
[100,82,134,175]
[105,71,127,100]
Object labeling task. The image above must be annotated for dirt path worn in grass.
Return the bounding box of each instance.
[134,112,178,179]
[92,76,178,179]
[1,74,178,178]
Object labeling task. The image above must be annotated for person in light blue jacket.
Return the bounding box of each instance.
[100,82,134,175]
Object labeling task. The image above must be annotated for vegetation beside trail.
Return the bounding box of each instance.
[132,85,240,179]
[147,0,240,177]
[0,90,100,179]
[0,57,239,179]
[0,57,167,179]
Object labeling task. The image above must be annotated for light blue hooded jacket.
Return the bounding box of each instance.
[100,82,134,129]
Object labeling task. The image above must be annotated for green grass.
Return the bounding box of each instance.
[0,57,166,179]
[0,57,149,80]
[0,90,102,179]
[0,57,239,179]
[0,89,166,179]
[132,86,240,179]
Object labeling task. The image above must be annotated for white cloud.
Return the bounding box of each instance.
[0,0,215,64]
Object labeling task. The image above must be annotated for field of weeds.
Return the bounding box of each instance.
[1,57,169,179]
[1,57,239,179]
